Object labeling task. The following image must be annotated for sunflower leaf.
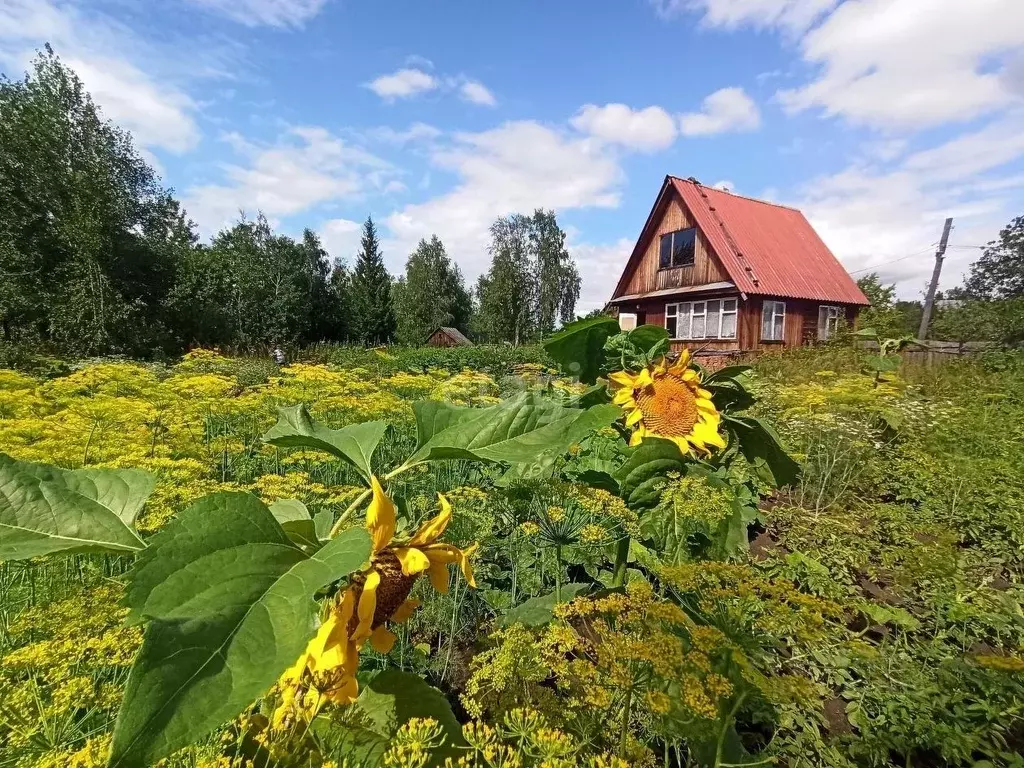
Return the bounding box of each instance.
[0,454,150,561]
[723,415,800,488]
[612,438,689,510]
[110,492,371,768]
[351,669,467,766]
[409,394,619,466]
[262,405,387,481]
[544,315,621,383]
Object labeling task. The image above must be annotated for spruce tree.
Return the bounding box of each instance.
[349,216,396,345]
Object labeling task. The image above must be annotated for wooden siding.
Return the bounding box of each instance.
[615,295,862,352]
[623,196,729,296]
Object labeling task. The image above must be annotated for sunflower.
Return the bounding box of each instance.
[273,477,476,728]
[608,350,725,455]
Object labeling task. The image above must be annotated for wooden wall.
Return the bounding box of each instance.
[622,196,728,296]
[618,296,862,353]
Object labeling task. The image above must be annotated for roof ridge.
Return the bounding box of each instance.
[682,179,762,289]
[667,175,801,212]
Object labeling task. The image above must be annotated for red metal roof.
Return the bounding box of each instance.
[668,177,869,305]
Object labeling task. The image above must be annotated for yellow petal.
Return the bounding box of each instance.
[681,369,699,383]
[634,368,654,387]
[677,349,692,368]
[393,546,432,576]
[370,625,397,654]
[407,494,452,546]
[696,397,717,413]
[323,674,359,705]
[695,387,713,401]
[608,371,635,387]
[353,570,380,646]
[629,429,643,447]
[625,407,645,427]
[391,598,420,624]
[459,543,478,588]
[366,476,396,553]
[612,388,635,406]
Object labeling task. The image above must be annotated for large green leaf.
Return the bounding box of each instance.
[352,669,467,766]
[262,405,387,481]
[269,498,319,548]
[724,415,800,488]
[0,454,150,560]
[543,315,620,383]
[110,492,371,768]
[408,393,620,466]
[612,438,689,510]
[499,583,593,627]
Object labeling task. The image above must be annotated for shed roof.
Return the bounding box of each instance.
[613,177,870,306]
[429,326,472,345]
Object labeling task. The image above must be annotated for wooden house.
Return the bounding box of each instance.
[609,176,869,354]
[425,327,473,347]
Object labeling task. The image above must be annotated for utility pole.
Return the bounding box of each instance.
[918,217,953,341]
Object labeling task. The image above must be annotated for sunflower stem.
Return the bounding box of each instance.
[612,536,630,587]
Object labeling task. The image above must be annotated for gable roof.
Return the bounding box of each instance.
[612,176,869,306]
[428,326,472,345]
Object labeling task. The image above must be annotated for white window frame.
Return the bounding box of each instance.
[818,305,842,340]
[761,300,786,341]
[665,298,738,340]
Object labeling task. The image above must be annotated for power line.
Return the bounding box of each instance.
[848,246,937,275]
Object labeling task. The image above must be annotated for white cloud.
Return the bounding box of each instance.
[384,121,623,278]
[184,126,394,234]
[794,118,1024,296]
[778,0,1024,128]
[0,0,201,154]
[652,0,837,32]
[459,80,497,106]
[370,122,443,145]
[185,0,329,27]
[320,218,362,263]
[570,238,635,313]
[679,87,761,136]
[570,103,677,152]
[366,68,438,100]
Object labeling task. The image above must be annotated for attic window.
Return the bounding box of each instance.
[659,228,696,269]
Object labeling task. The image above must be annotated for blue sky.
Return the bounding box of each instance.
[3,0,1024,311]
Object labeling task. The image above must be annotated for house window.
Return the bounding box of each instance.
[818,305,842,340]
[659,228,696,269]
[761,300,786,341]
[666,298,738,339]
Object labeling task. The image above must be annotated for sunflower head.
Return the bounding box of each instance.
[608,351,725,455]
[348,477,476,653]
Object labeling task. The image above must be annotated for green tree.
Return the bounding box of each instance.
[931,299,1024,345]
[474,210,580,344]
[349,217,396,345]
[0,46,192,355]
[856,273,919,338]
[964,215,1024,300]
[393,235,473,344]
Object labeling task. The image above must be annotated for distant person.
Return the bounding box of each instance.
[273,346,286,365]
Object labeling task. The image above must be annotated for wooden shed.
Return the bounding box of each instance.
[425,327,473,347]
[609,176,870,353]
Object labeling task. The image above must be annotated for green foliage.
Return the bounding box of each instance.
[112,493,371,767]
[964,214,1024,300]
[263,404,389,481]
[498,583,592,627]
[474,211,581,344]
[543,315,621,383]
[931,297,1024,344]
[0,47,188,356]
[350,217,397,346]
[0,454,151,559]
[856,273,920,338]
[407,394,620,466]
[393,236,473,345]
